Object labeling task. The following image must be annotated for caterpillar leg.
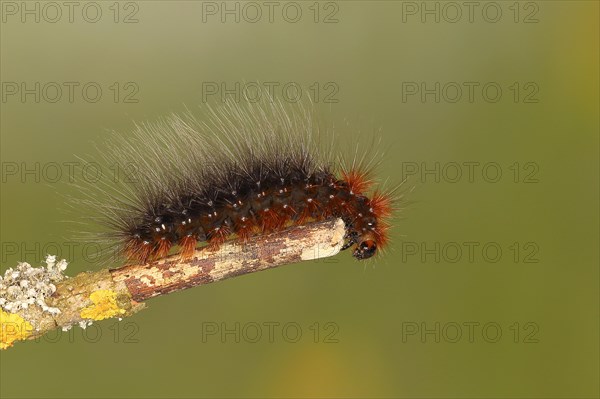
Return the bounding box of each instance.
[341,230,359,251]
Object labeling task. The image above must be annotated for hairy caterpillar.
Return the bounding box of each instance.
[79,95,401,263]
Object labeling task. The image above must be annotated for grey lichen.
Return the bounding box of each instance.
[0,255,68,316]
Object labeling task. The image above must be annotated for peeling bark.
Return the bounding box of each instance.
[111,218,345,301]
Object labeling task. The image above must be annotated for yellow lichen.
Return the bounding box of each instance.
[0,309,33,350]
[80,289,126,321]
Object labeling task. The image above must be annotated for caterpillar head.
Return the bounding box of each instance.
[354,238,378,260]
[342,190,393,260]
[346,229,385,260]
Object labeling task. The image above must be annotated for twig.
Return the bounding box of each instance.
[0,218,345,349]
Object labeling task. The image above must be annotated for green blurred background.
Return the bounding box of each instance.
[1,1,598,398]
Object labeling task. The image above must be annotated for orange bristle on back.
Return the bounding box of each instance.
[373,219,391,249]
[155,238,173,259]
[369,190,394,220]
[207,226,230,250]
[179,235,197,260]
[342,169,373,195]
[125,238,153,264]
[369,190,395,250]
